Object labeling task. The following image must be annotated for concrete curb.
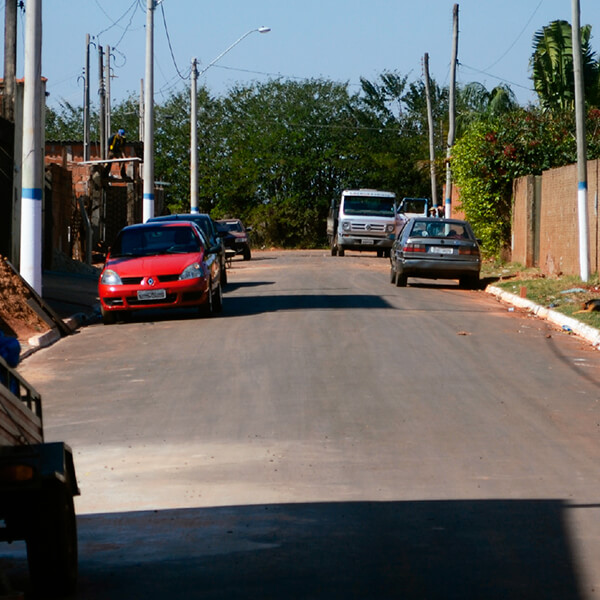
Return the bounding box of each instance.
[486,285,600,350]
[21,305,101,360]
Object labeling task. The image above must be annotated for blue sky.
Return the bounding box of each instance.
[3,0,600,111]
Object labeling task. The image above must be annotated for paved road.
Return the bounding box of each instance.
[4,250,600,599]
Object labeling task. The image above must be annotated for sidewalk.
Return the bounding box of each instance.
[20,269,101,358]
[486,285,600,350]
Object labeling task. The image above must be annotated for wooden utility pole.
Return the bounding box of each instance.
[98,45,106,160]
[571,0,589,281]
[444,3,459,218]
[423,53,438,207]
[83,34,91,161]
[139,79,144,142]
[3,0,17,121]
[105,45,111,142]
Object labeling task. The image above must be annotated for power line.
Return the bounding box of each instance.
[94,0,140,40]
[459,62,533,92]
[483,0,544,71]
[159,1,188,81]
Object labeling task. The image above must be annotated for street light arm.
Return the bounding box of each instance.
[197,26,270,78]
[189,26,270,214]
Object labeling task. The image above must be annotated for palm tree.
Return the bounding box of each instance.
[531,19,599,112]
[456,82,518,134]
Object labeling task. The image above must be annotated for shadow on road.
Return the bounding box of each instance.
[223,293,392,316]
[1,499,584,599]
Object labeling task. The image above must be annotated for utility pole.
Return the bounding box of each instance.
[105,45,111,143]
[190,58,198,213]
[139,79,144,142]
[83,34,90,161]
[143,0,155,222]
[3,0,17,121]
[98,45,106,160]
[423,53,438,207]
[20,0,43,293]
[572,0,589,281]
[187,27,270,215]
[444,3,458,218]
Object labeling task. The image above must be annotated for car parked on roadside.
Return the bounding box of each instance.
[389,217,481,288]
[216,218,252,261]
[98,221,223,324]
[148,213,228,284]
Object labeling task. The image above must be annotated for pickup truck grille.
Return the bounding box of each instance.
[350,223,386,233]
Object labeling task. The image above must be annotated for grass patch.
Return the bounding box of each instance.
[481,261,600,330]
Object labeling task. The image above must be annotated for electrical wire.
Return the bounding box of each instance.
[159,1,188,81]
[94,0,140,39]
[459,62,533,92]
[483,0,544,71]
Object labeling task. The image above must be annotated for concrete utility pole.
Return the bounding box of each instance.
[423,53,438,207]
[188,26,270,213]
[83,34,91,161]
[3,0,17,121]
[142,0,155,222]
[571,0,589,282]
[444,3,459,218]
[20,0,43,293]
[190,58,198,213]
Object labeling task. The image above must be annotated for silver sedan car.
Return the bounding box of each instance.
[389,217,481,288]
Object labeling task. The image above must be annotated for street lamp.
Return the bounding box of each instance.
[190,26,271,213]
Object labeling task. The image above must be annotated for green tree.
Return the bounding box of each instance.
[531,19,599,112]
[46,101,94,141]
[451,109,579,253]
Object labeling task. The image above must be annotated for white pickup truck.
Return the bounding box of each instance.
[327,189,397,257]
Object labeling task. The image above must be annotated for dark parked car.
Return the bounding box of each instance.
[389,217,481,288]
[148,214,228,284]
[98,221,223,324]
[216,219,252,260]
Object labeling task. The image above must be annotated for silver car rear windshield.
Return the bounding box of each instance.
[409,221,470,240]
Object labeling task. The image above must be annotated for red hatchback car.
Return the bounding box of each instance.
[98,221,223,324]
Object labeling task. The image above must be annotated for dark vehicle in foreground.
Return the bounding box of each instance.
[148,213,228,284]
[216,219,252,260]
[389,217,481,289]
[98,221,223,324]
[0,354,79,596]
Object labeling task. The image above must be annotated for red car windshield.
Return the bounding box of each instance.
[111,226,202,257]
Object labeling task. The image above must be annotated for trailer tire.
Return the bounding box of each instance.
[26,481,78,597]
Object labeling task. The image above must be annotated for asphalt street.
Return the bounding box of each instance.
[4,250,600,599]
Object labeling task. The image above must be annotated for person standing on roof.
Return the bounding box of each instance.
[105,128,127,178]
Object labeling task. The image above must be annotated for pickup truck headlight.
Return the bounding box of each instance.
[101,269,122,285]
[386,224,395,233]
[180,262,203,280]
[342,221,351,231]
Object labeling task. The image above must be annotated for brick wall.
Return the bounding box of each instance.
[513,160,600,276]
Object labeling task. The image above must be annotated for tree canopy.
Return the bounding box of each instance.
[45,19,600,256]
